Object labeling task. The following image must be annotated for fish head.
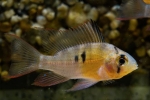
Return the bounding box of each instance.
[114,50,138,79]
[99,44,138,80]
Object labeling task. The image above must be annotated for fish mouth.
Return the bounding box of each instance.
[134,64,138,70]
[131,62,138,70]
[128,61,138,71]
[127,53,138,69]
[126,63,138,74]
[121,64,138,78]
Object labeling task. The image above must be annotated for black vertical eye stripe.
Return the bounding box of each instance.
[117,54,126,73]
[117,66,120,73]
[114,46,118,54]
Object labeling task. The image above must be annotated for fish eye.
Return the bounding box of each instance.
[116,54,128,73]
[116,54,128,66]
[119,55,128,65]
[119,58,125,65]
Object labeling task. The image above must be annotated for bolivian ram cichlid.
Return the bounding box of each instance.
[5,20,138,91]
[117,0,150,20]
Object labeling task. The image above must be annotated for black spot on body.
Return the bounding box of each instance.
[75,55,78,62]
[81,51,86,63]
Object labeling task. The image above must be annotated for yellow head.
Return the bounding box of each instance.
[98,43,138,80]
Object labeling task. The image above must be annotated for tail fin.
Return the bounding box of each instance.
[5,34,40,78]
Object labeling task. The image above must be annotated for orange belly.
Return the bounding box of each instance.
[81,59,104,81]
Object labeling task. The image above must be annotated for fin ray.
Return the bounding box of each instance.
[35,20,104,55]
[33,72,69,87]
[102,80,115,85]
[67,79,97,92]
[5,34,40,78]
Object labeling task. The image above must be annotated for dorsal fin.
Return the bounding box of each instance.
[34,20,104,55]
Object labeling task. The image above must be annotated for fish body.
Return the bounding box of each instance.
[6,20,138,91]
[117,0,150,20]
[39,43,136,80]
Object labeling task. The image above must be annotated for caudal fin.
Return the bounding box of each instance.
[5,34,40,78]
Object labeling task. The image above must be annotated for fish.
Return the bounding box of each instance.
[117,0,150,20]
[5,20,138,91]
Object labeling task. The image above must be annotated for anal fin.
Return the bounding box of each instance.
[33,72,69,87]
[67,79,97,92]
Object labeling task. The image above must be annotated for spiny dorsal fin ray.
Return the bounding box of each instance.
[35,20,104,55]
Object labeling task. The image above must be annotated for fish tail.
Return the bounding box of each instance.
[5,34,40,78]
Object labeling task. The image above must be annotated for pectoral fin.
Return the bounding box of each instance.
[67,79,97,92]
[102,80,115,85]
